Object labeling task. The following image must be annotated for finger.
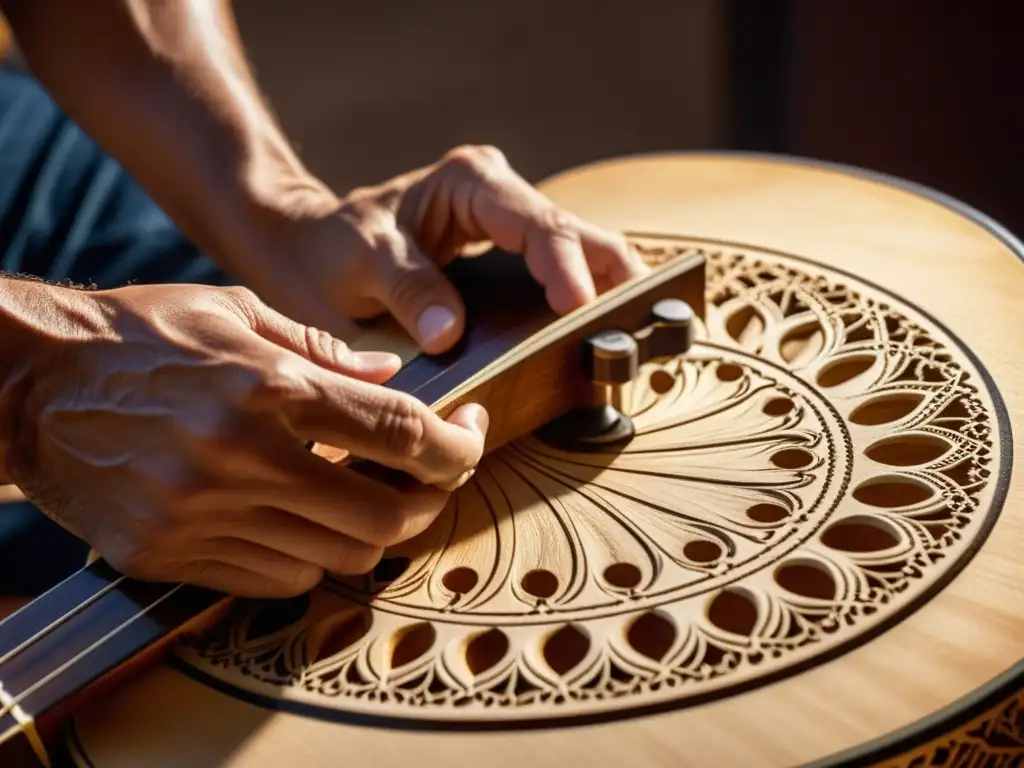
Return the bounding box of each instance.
[237,446,457,547]
[178,550,324,598]
[227,286,403,384]
[361,225,467,355]
[208,506,385,576]
[435,146,641,313]
[521,219,596,315]
[285,369,489,486]
[574,219,649,287]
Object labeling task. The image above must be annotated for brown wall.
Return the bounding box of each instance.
[790,0,1024,236]
[234,1,729,192]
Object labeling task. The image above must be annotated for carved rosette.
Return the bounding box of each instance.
[175,236,1005,730]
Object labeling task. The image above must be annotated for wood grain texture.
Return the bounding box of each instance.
[53,154,1024,767]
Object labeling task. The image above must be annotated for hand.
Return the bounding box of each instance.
[248,145,649,355]
[0,281,488,597]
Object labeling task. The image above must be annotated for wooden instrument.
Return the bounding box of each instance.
[1,152,1022,767]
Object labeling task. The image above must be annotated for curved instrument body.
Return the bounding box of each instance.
[4,153,1023,767]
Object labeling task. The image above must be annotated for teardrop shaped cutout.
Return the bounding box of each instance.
[849,393,924,425]
[817,354,876,388]
[771,448,815,469]
[603,562,642,589]
[442,567,479,594]
[649,369,676,394]
[779,322,825,366]
[853,477,933,508]
[390,623,436,669]
[820,517,899,552]
[543,624,590,676]
[774,561,836,600]
[726,304,766,351]
[706,589,758,636]
[465,628,509,676]
[313,611,371,663]
[683,540,722,563]
[521,569,559,599]
[865,434,950,467]
[627,612,677,662]
[747,503,789,523]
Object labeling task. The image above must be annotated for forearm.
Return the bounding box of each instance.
[0,0,327,273]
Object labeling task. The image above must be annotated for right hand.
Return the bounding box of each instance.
[1,282,488,597]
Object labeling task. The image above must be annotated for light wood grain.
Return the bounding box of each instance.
[53,154,1024,767]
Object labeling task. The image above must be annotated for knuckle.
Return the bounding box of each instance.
[368,506,413,547]
[374,395,427,461]
[105,537,166,581]
[384,264,432,311]
[442,144,507,177]
[220,285,262,317]
[330,543,385,576]
[280,564,324,597]
[298,326,351,372]
[539,207,581,242]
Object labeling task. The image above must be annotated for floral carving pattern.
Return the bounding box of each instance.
[175,236,1005,730]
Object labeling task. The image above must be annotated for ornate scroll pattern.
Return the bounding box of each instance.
[174,236,1005,729]
[881,688,1024,767]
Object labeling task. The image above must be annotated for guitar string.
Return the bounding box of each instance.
[0,575,128,670]
[0,582,186,720]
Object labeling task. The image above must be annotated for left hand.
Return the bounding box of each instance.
[246,145,649,354]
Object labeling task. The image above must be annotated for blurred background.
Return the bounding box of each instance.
[3,0,1023,234]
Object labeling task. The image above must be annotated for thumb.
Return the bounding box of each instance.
[365,227,466,355]
[237,288,402,385]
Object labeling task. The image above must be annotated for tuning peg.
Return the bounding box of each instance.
[583,329,639,385]
[635,299,695,362]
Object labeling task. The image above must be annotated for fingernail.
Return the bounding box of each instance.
[417,305,457,348]
[466,403,490,436]
[352,350,402,370]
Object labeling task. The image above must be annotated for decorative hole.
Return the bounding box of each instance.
[853,477,933,508]
[373,557,410,583]
[763,397,794,416]
[821,517,899,553]
[716,363,743,382]
[627,612,677,662]
[771,448,815,469]
[390,623,436,669]
[313,611,370,663]
[817,354,876,389]
[442,567,479,594]
[726,305,765,351]
[865,434,950,467]
[543,625,589,675]
[649,369,676,394]
[683,540,722,563]
[774,561,836,600]
[603,562,642,589]
[849,393,924,425]
[521,569,559,599]
[747,503,789,523]
[779,322,825,366]
[706,589,758,636]
[465,628,509,676]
